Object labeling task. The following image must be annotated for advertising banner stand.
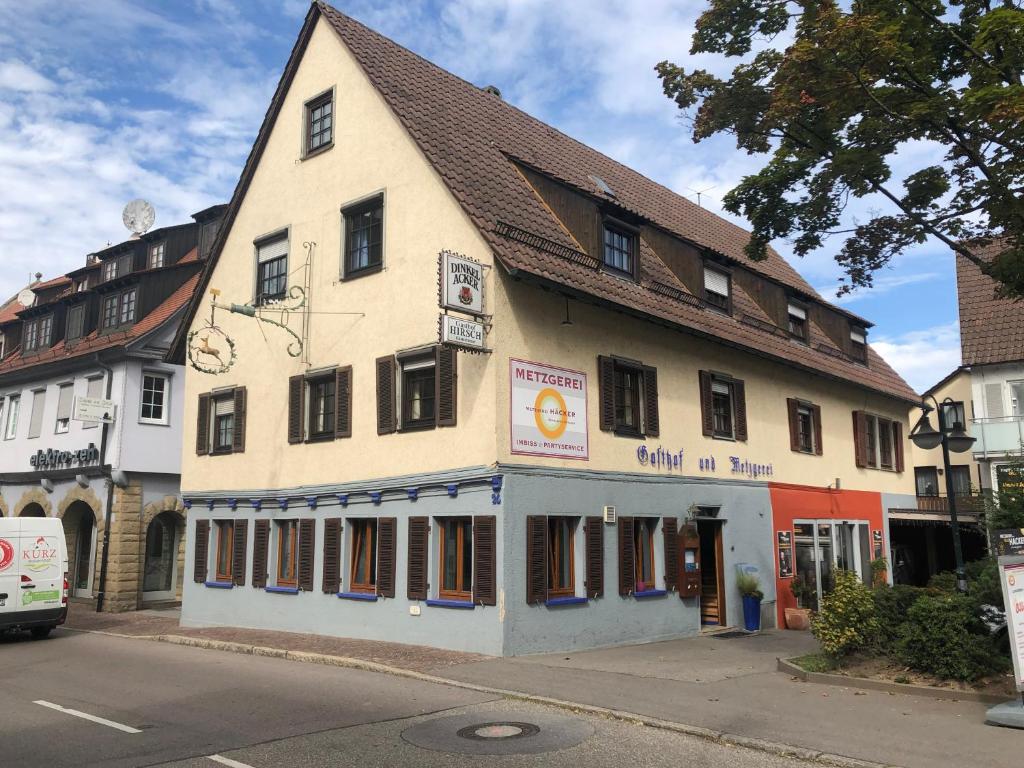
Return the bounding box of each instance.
[986,553,1024,729]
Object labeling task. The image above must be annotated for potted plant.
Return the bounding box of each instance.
[786,575,815,630]
[736,572,764,632]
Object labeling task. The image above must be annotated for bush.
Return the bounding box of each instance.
[812,570,879,657]
[872,584,922,652]
[898,593,1009,681]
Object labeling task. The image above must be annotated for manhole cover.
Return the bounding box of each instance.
[403,711,593,755]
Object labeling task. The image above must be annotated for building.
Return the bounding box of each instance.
[169,2,918,654]
[0,205,224,611]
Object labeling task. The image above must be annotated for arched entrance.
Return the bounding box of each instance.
[63,501,97,598]
[143,512,180,601]
[19,503,46,518]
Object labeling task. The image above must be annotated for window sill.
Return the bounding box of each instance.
[305,434,335,444]
[204,581,234,589]
[265,586,299,595]
[426,599,475,610]
[545,596,588,607]
[302,142,334,161]
[398,422,437,433]
[341,264,383,282]
[338,591,378,602]
[613,428,644,440]
[711,434,736,442]
[634,589,668,599]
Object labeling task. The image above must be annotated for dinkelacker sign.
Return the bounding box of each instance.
[29,443,100,471]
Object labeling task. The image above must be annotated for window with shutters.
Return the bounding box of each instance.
[197,387,246,455]
[602,222,636,278]
[633,518,657,592]
[787,398,821,455]
[307,375,335,441]
[304,89,333,156]
[4,394,19,440]
[598,356,658,438]
[788,301,808,341]
[878,417,894,469]
[348,518,378,593]
[547,517,576,598]
[342,194,384,278]
[290,367,351,444]
[856,412,903,471]
[614,363,641,435]
[712,378,734,439]
[140,373,169,425]
[276,520,298,587]
[703,265,731,312]
[796,405,814,453]
[54,384,73,434]
[255,233,288,305]
[439,517,472,601]
[401,354,436,430]
[148,241,165,269]
[215,520,234,582]
[66,304,85,343]
[850,328,867,363]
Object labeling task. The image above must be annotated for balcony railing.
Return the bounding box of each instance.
[915,493,988,514]
[970,416,1024,457]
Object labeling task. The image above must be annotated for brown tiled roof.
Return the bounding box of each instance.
[957,240,1024,366]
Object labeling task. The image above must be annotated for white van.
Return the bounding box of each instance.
[0,517,69,639]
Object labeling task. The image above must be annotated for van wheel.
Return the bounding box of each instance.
[30,627,52,640]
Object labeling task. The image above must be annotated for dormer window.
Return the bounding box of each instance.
[102,260,118,282]
[23,315,52,354]
[788,301,808,341]
[703,266,730,312]
[76,277,90,292]
[602,222,636,278]
[101,288,137,330]
[850,328,867,362]
[66,305,85,342]
[148,242,165,269]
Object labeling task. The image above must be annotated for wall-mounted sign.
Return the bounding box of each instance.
[872,529,884,560]
[728,457,774,479]
[777,530,794,578]
[997,558,1024,692]
[510,358,588,460]
[440,250,484,315]
[73,396,117,424]
[997,464,1024,498]
[30,443,100,471]
[440,314,485,350]
[636,445,684,472]
[995,529,1024,557]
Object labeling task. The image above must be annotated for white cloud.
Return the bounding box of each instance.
[816,271,943,304]
[871,323,961,393]
[0,60,55,92]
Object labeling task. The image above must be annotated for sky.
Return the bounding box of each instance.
[0,0,960,392]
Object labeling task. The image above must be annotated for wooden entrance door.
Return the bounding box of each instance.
[697,520,725,626]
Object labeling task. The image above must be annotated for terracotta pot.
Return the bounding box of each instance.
[785,607,811,631]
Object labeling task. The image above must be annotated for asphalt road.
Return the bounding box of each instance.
[0,628,809,768]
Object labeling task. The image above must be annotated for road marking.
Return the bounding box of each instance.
[207,756,256,768]
[33,700,142,734]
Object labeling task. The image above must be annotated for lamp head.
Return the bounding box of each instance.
[946,424,976,454]
[910,412,942,450]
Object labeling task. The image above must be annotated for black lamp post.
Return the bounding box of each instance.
[909,396,976,593]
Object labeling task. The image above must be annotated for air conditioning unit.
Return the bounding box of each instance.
[603,505,616,524]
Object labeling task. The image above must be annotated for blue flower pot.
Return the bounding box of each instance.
[742,595,762,632]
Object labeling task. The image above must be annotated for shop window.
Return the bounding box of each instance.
[547,517,576,597]
[215,520,234,582]
[633,518,657,592]
[439,517,472,601]
[349,518,378,593]
[276,520,298,587]
[342,195,383,278]
[255,233,288,305]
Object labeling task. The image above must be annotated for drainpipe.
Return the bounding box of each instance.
[93,355,116,613]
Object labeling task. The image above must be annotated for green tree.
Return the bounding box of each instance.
[656,1,1024,298]
[986,461,1024,529]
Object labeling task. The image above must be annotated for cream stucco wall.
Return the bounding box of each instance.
[493,278,916,495]
[181,18,498,493]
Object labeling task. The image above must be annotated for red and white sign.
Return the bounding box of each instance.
[510,358,588,460]
[1002,560,1024,690]
[0,538,14,572]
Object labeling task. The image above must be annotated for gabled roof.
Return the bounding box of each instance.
[170,1,915,402]
[957,239,1024,367]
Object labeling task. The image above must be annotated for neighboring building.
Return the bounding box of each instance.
[0,205,224,611]
[169,2,918,654]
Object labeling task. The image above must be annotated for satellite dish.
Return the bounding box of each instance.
[122,199,156,236]
[16,289,36,308]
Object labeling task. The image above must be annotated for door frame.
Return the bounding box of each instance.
[142,514,180,603]
[696,518,726,627]
[73,517,97,599]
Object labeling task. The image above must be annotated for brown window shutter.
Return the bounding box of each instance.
[598,355,615,431]
[376,356,396,434]
[193,519,209,583]
[812,404,824,456]
[526,515,547,604]
[787,398,800,452]
[321,518,341,593]
[288,375,304,444]
[232,519,248,586]
[436,346,457,427]
[335,366,352,438]
[893,421,905,472]
[852,410,868,468]
[733,378,748,441]
[618,517,635,596]
[232,387,247,453]
[407,517,428,600]
[377,517,397,598]
[584,516,604,599]
[663,517,678,591]
[252,519,270,588]
[196,393,210,455]
[698,371,714,436]
[473,515,496,606]
[298,518,315,591]
[642,365,659,437]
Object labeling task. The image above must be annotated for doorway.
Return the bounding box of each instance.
[793,520,870,610]
[697,519,725,627]
[143,513,180,601]
[63,501,97,598]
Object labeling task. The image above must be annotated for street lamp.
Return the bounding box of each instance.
[910,396,976,592]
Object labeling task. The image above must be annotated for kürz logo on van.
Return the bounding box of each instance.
[0,538,13,572]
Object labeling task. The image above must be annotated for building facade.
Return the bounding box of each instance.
[0,205,223,611]
[170,3,919,654]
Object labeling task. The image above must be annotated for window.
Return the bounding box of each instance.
[857,412,902,471]
[141,373,169,425]
[102,296,118,329]
[598,356,658,438]
[941,400,966,430]
[614,363,641,434]
[307,375,335,440]
[439,517,472,601]
[82,377,103,430]
[878,418,893,469]
[23,319,38,353]
[28,389,45,439]
[602,223,635,277]
[712,379,734,438]
[850,328,867,362]
[76,276,90,292]
[117,254,133,277]
[865,415,878,467]
[148,242,165,269]
[102,259,118,282]
[3,395,19,439]
[276,520,298,587]
[66,305,85,342]
[547,517,576,597]
[197,388,246,456]
[23,316,51,353]
[343,196,383,276]
[55,384,73,434]
[633,518,657,592]
[101,289,136,330]
[401,354,436,430]
[119,288,137,325]
[703,266,730,312]
[796,403,815,453]
[255,235,288,305]
[950,465,972,496]
[212,394,235,453]
[788,302,808,341]
[215,521,234,581]
[349,518,378,593]
[1012,381,1024,417]
[305,91,333,155]
[915,467,939,497]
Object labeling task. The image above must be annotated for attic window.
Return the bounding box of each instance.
[703,266,730,312]
[304,90,333,157]
[602,222,636,278]
[102,259,118,282]
[850,328,867,362]
[787,301,808,341]
[588,174,616,198]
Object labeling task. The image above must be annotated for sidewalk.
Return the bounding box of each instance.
[64,611,1019,768]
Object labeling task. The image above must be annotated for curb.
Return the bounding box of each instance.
[67,627,902,768]
[778,658,1007,705]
